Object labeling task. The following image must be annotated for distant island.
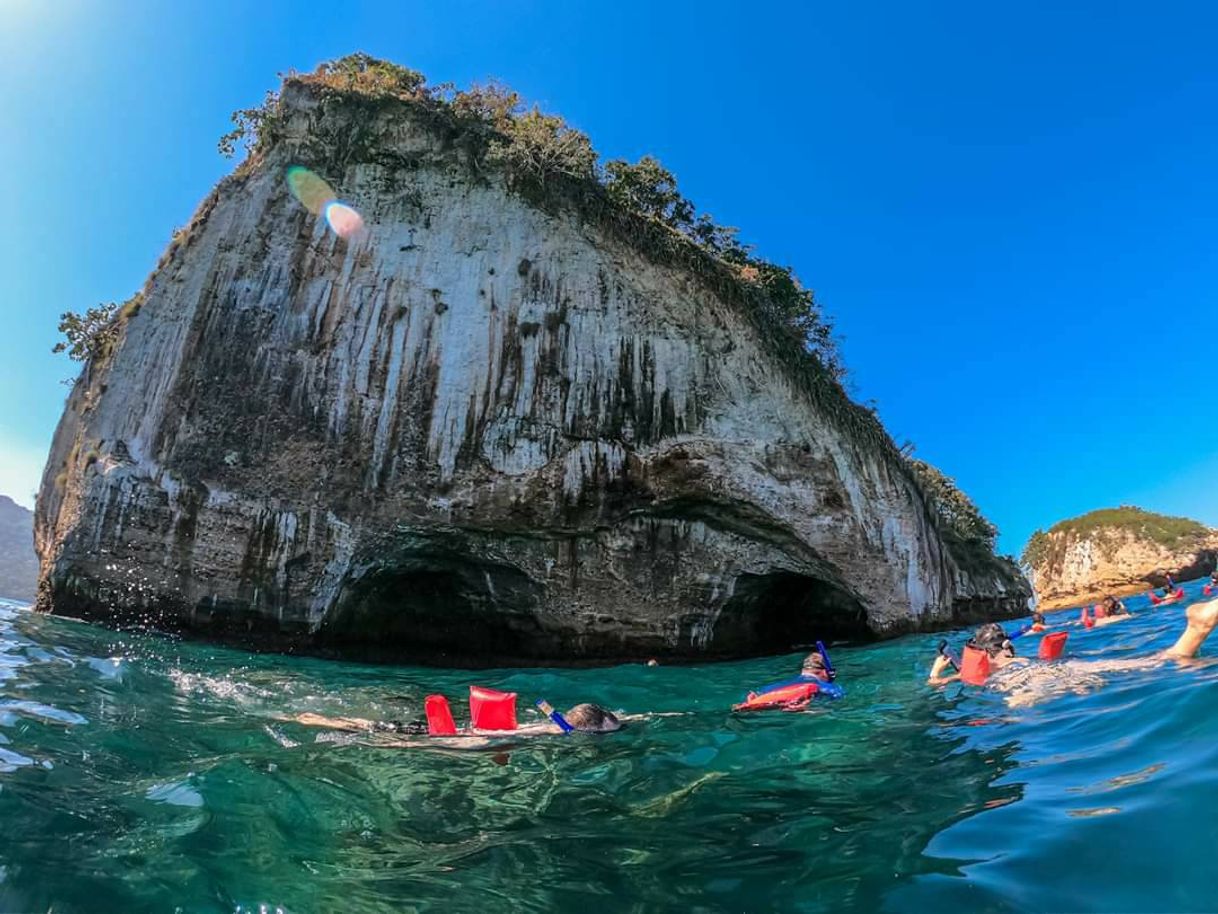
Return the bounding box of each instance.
[1023,506,1217,608]
[0,495,38,603]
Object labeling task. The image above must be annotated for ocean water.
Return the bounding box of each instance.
[2,588,1218,913]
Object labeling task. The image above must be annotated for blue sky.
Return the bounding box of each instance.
[2,0,1216,556]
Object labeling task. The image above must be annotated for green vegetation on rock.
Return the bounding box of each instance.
[906,459,998,548]
[1022,506,1210,569]
[53,294,143,366]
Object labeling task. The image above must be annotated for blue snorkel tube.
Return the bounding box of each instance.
[816,640,837,681]
[536,699,574,733]
[937,639,960,671]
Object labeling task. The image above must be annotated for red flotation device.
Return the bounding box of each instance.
[733,681,818,711]
[425,694,458,736]
[1149,588,1185,605]
[469,686,518,730]
[1205,584,1213,597]
[1039,631,1068,660]
[1080,608,1094,629]
[959,645,991,685]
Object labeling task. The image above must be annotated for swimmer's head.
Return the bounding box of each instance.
[564,703,622,733]
[1031,611,1045,625]
[969,623,1014,657]
[801,652,829,678]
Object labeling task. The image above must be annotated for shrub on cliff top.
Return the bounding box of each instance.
[53,293,144,365]
[906,458,998,548]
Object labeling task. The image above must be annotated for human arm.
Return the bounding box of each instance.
[927,654,961,686]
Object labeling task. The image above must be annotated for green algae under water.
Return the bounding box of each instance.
[4,592,1218,913]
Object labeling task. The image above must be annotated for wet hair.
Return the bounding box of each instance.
[801,652,828,676]
[564,703,622,733]
[1031,611,1045,624]
[968,623,1013,657]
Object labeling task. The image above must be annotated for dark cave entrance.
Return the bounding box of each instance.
[704,571,872,656]
[317,555,547,664]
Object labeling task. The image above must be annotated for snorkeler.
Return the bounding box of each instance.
[1095,594,1129,621]
[734,645,844,711]
[927,622,1019,686]
[285,700,624,748]
[928,599,1218,706]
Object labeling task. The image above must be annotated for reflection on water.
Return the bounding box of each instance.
[1,588,1217,912]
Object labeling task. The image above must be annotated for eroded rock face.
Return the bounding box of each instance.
[1030,529,1218,609]
[35,85,1028,662]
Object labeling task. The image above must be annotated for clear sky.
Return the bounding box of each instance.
[2,0,1216,556]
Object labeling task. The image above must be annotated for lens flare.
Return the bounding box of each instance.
[285,165,365,239]
[285,166,334,216]
[323,201,365,240]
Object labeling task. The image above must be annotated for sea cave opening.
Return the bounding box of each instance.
[705,570,872,657]
[318,556,546,664]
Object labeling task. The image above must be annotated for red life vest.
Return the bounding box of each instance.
[425,694,457,736]
[469,686,518,730]
[960,645,991,685]
[732,681,818,711]
[1039,631,1068,660]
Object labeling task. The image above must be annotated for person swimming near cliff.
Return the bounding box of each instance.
[734,647,845,711]
[928,599,1218,707]
[1095,594,1129,621]
[283,700,625,750]
[927,622,1021,686]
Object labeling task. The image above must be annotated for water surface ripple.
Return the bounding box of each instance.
[1,590,1217,912]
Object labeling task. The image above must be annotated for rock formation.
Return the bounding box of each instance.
[1024,507,1217,609]
[35,62,1028,662]
[0,495,37,603]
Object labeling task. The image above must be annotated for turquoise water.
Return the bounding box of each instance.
[3,589,1218,913]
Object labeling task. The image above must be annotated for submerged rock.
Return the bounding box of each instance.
[1023,507,1217,609]
[35,70,1028,662]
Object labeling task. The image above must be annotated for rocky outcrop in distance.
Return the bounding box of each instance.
[1024,507,1217,609]
[35,63,1029,663]
[0,495,38,603]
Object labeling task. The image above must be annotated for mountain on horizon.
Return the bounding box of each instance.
[0,494,38,603]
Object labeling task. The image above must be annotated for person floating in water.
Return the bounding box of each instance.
[734,646,844,711]
[1158,572,1178,599]
[928,599,1218,707]
[284,686,626,750]
[1095,594,1129,621]
[291,701,622,736]
[928,622,1016,686]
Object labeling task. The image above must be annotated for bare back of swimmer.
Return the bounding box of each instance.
[928,600,1218,706]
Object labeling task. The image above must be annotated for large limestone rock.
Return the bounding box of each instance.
[35,80,1028,662]
[1026,507,1217,609]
